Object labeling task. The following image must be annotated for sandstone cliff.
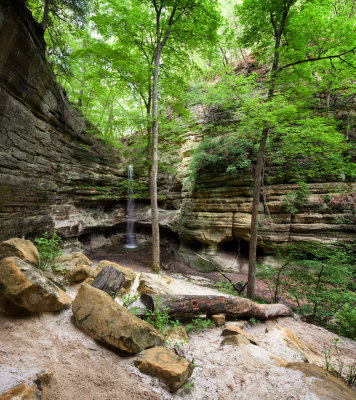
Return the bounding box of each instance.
[0,0,126,244]
[0,0,354,274]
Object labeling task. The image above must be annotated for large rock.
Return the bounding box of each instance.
[72,283,164,354]
[220,334,251,347]
[134,346,194,392]
[0,257,72,313]
[43,270,66,291]
[211,314,225,327]
[287,362,356,400]
[97,261,137,290]
[0,383,38,400]
[64,264,97,284]
[0,238,39,266]
[138,273,174,295]
[221,324,258,345]
[0,291,26,314]
[55,252,92,273]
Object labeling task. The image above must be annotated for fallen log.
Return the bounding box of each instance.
[140,294,292,320]
[91,266,125,298]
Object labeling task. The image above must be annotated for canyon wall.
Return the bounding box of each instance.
[0,0,354,273]
[152,137,356,272]
[0,0,126,246]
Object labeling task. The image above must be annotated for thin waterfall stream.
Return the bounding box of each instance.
[125,164,137,249]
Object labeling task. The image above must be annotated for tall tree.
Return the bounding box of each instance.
[148,0,220,272]
[235,0,356,298]
[93,0,221,273]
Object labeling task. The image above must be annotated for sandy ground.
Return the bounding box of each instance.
[1,253,355,399]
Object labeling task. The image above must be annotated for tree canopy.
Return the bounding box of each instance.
[25,0,355,289]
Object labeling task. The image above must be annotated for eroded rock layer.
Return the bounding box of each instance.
[0,0,125,242]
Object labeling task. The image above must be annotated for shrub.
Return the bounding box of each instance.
[185,317,214,334]
[142,296,182,336]
[335,302,356,340]
[214,279,237,296]
[189,134,253,183]
[257,243,356,338]
[283,182,311,214]
[34,231,62,272]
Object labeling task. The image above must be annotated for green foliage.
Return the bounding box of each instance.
[189,134,252,183]
[122,293,141,315]
[34,231,62,272]
[257,243,356,339]
[115,179,149,200]
[248,317,259,326]
[270,117,356,182]
[335,303,356,340]
[185,317,215,334]
[143,297,182,336]
[283,182,311,215]
[186,69,354,186]
[122,293,139,308]
[214,279,237,296]
[26,0,91,75]
[322,338,356,387]
[182,379,195,393]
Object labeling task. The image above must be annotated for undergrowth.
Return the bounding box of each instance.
[323,338,356,387]
[34,230,62,272]
[257,243,356,339]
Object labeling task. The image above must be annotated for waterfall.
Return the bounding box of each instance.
[125,164,137,248]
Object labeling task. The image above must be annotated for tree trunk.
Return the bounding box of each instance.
[104,101,114,136]
[140,294,292,320]
[247,8,289,298]
[98,97,109,126]
[150,47,162,273]
[85,89,93,111]
[78,68,85,108]
[40,0,50,32]
[91,266,125,298]
[247,127,269,297]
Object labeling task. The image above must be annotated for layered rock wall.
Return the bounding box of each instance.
[0,0,354,273]
[0,0,126,243]
[154,136,356,272]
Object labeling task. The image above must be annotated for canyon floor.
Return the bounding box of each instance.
[1,250,355,400]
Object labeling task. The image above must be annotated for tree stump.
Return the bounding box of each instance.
[91,266,125,298]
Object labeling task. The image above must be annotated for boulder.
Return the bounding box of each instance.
[221,324,258,345]
[287,362,356,400]
[0,382,38,400]
[211,314,225,327]
[72,283,164,354]
[137,273,174,295]
[55,252,92,273]
[134,346,194,392]
[97,260,137,290]
[0,238,39,266]
[43,270,66,291]
[0,291,27,314]
[0,257,72,313]
[166,326,189,343]
[64,265,97,284]
[221,334,251,347]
